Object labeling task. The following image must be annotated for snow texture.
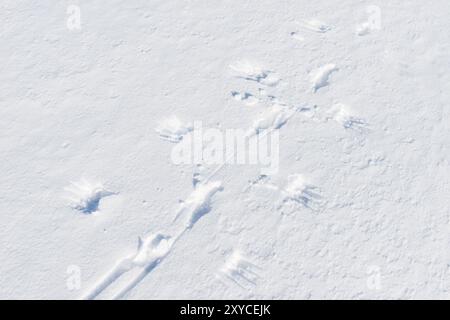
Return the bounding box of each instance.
[1,0,450,300]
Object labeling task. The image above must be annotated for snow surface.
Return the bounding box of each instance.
[1,1,450,299]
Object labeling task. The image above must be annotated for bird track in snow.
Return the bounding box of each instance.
[250,104,294,135]
[65,179,116,214]
[155,116,193,143]
[217,250,261,289]
[202,93,306,182]
[231,91,259,106]
[82,233,174,300]
[81,180,223,300]
[245,174,322,211]
[326,103,369,132]
[310,63,338,92]
[74,7,383,299]
[173,181,224,228]
[83,60,350,299]
[229,60,280,87]
[281,174,321,209]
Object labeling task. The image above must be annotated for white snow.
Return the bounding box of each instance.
[1,0,450,300]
